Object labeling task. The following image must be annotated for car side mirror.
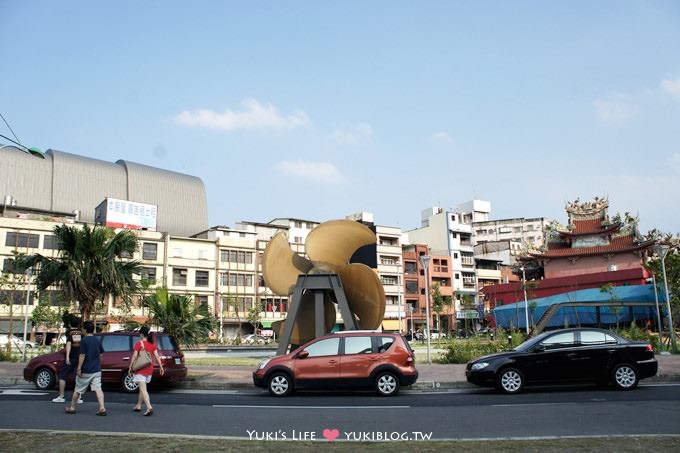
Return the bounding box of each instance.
[533,345,545,353]
[297,350,309,359]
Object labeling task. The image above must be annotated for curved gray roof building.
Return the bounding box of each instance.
[0,147,208,236]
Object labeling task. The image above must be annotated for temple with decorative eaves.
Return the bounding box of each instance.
[482,197,659,330]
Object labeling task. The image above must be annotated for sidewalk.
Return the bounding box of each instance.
[3,354,679,391]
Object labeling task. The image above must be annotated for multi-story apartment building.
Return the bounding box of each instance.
[407,200,490,307]
[473,217,550,249]
[401,244,454,334]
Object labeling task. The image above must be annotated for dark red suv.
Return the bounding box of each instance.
[23,331,187,392]
[253,331,418,396]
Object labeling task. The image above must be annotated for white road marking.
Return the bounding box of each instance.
[212,404,410,409]
[0,389,48,395]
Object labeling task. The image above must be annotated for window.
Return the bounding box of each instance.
[156,335,178,351]
[294,236,303,244]
[142,243,157,260]
[172,268,187,286]
[43,235,59,250]
[303,338,340,357]
[580,331,619,345]
[221,272,253,287]
[433,259,448,273]
[220,250,253,264]
[198,249,208,260]
[379,236,398,246]
[101,335,130,352]
[172,248,183,258]
[378,337,395,353]
[195,270,210,287]
[405,280,418,294]
[380,256,398,266]
[294,221,302,228]
[540,332,576,349]
[344,336,373,355]
[140,267,156,284]
[196,295,209,309]
[380,275,398,286]
[404,261,417,274]
[5,232,39,248]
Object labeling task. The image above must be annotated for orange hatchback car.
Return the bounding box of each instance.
[253,331,418,396]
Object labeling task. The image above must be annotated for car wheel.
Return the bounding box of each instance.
[375,371,400,396]
[268,372,293,397]
[122,373,140,393]
[34,367,56,390]
[497,367,524,394]
[611,363,639,390]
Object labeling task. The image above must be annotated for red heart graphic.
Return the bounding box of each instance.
[322,428,340,441]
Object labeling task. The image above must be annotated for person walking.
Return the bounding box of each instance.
[52,314,83,404]
[129,326,164,416]
[64,321,106,416]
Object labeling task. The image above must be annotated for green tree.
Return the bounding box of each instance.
[247,301,263,335]
[600,283,622,330]
[19,224,141,321]
[431,283,452,339]
[142,287,215,347]
[644,234,680,351]
[224,293,243,338]
[30,295,63,346]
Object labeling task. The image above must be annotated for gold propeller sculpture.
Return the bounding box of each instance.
[263,219,386,345]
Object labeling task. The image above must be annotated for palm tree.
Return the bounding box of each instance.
[142,287,215,347]
[20,224,141,321]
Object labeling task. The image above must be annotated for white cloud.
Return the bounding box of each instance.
[174,98,310,132]
[593,96,639,124]
[432,132,453,143]
[660,77,680,99]
[329,123,373,144]
[276,160,345,184]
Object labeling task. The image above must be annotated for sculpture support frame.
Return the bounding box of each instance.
[276,273,357,355]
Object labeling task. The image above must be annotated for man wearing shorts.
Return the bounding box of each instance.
[52,315,83,404]
[65,321,107,416]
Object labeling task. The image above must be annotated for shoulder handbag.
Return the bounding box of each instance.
[131,341,153,372]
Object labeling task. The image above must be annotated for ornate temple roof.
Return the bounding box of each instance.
[530,197,652,260]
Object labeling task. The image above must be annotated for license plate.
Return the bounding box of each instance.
[175,358,181,365]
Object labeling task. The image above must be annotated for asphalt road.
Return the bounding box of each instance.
[1,384,679,441]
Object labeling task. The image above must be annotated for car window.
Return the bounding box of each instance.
[539,332,576,349]
[156,335,177,351]
[344,336,373,355]
[378,336,395,353]
[604,333,619,344]
[580,331,608,345]
[304,338,340,357]
[101,335,130,352]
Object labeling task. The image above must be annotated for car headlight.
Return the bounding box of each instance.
[471,362,489,371]
[257,358,272,370]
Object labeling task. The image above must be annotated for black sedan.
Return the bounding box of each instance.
[466,328,657,394]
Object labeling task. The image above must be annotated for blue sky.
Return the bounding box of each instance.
[2,1,680,234]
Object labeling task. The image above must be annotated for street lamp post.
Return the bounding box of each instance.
[520,266,530,335]
[397,260,403,333]
[22,268,32,361]
[652,274,664,344]
[419,254,432,365]
[655,245,677,354]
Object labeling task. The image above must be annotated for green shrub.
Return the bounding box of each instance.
[0,349,18,362]
[614,324,661,352]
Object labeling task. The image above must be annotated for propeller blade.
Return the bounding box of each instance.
[338,263,385,330]
[263,232,313,296]
[272,291,336,344]
[305,220,375,271]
